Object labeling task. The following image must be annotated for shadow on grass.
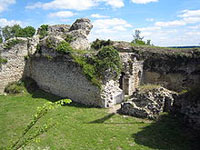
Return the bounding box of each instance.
[30,90,61,102]
[88,113,146,125]
[89,113,115,123]
[132,113,200,150]
[30,89,94,108]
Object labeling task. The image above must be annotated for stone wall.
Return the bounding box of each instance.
[132,46,200,91]
[28,56,105,107]
[119,52,143,95]
[173,90,200,130]
[119,86,177,119]
[0,38,28,93]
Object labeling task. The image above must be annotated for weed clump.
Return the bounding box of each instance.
[4,39,25,49]
[5,81,25,94]
[38,25,48,39]
[91,39,113,50]
[4,78,38,94]
[0,57,8,64]
[72,46,122,88]
[56,41,73,54]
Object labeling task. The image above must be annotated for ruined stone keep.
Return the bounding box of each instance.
[0,18,143,108]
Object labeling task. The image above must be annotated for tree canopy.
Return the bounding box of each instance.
[0,24,36,42]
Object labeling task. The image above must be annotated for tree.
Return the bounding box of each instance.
[132,30,145,45]
[133,30,144,41]
[0,24,36,41]
[2,25,12,41]
[15,26,36,38]
[132,30,152,46]
[146,40,151,45]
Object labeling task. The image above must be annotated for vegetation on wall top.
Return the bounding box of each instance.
[91,39,113,50]
[3,39,25,50]
[0,24,36,41]
[38,25,48,39]
[72,46,121,88]
[56,41,73,54]
[131,30,152,46]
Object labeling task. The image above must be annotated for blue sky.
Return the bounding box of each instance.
[0,0,200,46]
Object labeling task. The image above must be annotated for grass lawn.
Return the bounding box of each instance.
[0,90,199,150]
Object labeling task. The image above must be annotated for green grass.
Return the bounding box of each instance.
[0,91,199,150]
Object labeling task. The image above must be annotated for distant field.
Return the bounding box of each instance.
[0,90,199,150]
[168,46,200,48]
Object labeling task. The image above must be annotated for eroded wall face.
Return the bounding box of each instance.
[28,57,103,107]
[0,39,28,93]
[142,59,200,91]
[143,71,200,91]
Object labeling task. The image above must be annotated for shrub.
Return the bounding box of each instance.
[91,39,113,50]
[39,25,48,39]
[95,46,122,79]
[56,41,73,54]
[4,78,38,94]
[4,39,25,49]
[0,57,8,64]
[132,39,146,45]
[15,26,36,38]
[1,24,36,41]
[4,81,25,94]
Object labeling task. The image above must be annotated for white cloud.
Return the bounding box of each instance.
[188,24,200,29]
[89,18,132,41]
[0,18,22,27]
[99,0,124,8]
[131,0,158,4]
[183,17,200,24]
[155,20,186,27]
[0,0,16,13]
[26,0,96,11]
[137,26,161,31]
[154,9,200,27]
[25,2,43,10]
[93,18,132,29]
[26,0,124,11]
[91,14,109,18]
[179,9,200,18]
[48,11,75,18]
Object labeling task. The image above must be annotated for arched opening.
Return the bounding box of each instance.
[119,72,125,90]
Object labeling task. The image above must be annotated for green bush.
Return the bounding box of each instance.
[91,39,113,50]
[1,24,36,41]
[56,41,73,54]
[15,26,36,38]
[4,81,25,94]
[95,46,122,79]
[39,25,48,39]
[0,57,8,64]
[132,39,146,45]
[71,46,121,88]
[4,78,38,94]
[4,39,25,49]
